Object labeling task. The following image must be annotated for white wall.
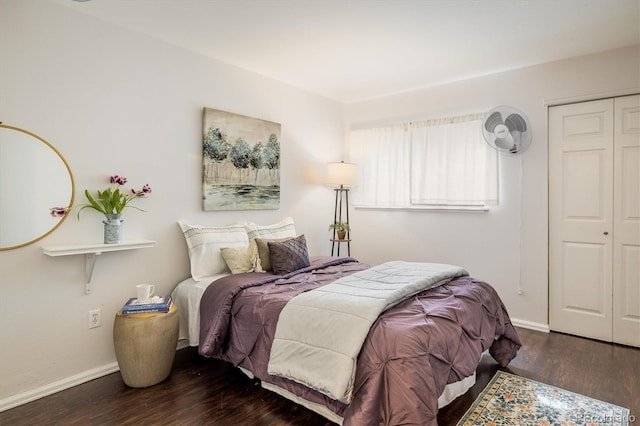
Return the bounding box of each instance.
[0,0,345,407]
[2,0,638,411]
[343,45,640,331]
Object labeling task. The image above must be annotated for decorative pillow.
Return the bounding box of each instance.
[244,217,296,241]
[220,240,260,274]
[268,234,310,275]
[178,221,249,280]
[255,237,290,272]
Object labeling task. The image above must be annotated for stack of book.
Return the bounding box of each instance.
[121,295,172,315]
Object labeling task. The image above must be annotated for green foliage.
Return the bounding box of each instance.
[231,137,251,169]
[250,142,264,170]
[77,176,150,219]
[328,221,351,232]
[203,127,231,162]
[264,133,280,170]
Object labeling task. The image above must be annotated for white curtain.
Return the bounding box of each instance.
[411,114,498,205]
[349,113,499,208]
[349,124,411,207]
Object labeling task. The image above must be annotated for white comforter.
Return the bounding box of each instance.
[267,261,468,403]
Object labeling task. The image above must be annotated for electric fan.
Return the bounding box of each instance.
[482,106,532,154]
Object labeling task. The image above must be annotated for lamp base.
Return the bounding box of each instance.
[330,187,350,257]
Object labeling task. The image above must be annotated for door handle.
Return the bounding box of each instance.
[604,232,609,235]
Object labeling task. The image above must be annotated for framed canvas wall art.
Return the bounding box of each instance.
[202,108,281,211]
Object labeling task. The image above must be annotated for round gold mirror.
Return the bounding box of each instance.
[0,124,74,250]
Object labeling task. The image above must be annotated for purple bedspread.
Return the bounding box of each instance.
[199,257,521,425]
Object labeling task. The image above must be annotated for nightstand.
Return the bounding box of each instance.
[113,304,179,388]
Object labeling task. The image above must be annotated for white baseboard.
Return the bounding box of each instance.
[511,318,550,333]
[0,362,120,413]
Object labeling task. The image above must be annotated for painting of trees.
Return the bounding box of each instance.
[202,108,280,210]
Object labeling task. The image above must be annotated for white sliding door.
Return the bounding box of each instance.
[549,99,614,342]
[550,94,640,348]
[612,94,640,347]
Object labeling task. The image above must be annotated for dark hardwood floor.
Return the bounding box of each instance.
[1,327,638,425]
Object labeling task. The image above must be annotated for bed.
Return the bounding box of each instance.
[174,218,521,426]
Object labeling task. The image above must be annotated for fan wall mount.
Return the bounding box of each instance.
[482,106,532,154]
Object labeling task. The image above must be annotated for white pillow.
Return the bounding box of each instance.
[244,217,296,241]
[178,221,249,280]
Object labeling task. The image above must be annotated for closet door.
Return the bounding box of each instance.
[549,99,614,342]
[612,94,640,347]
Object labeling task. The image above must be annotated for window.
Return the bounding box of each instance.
[349,113,498,209]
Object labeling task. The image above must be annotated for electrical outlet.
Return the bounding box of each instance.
[89,309,101,329]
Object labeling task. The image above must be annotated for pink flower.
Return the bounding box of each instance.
[131,184,152,197]
[50,207,69,217]
[110,175,127,185]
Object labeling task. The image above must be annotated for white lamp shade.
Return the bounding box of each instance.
[326,161,357,186]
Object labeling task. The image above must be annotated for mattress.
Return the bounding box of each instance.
[262,372,477,425]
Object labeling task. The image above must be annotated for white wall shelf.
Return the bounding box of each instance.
[42,239,155,294]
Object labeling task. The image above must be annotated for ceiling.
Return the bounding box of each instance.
[54,0,640,103]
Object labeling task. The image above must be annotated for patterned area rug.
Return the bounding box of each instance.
[457,371,631,426]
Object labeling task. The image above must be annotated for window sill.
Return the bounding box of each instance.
[354,205,489,212]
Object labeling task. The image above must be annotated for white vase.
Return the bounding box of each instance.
[103,214,123,244]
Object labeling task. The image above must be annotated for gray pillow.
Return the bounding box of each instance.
[268,234,310,275]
